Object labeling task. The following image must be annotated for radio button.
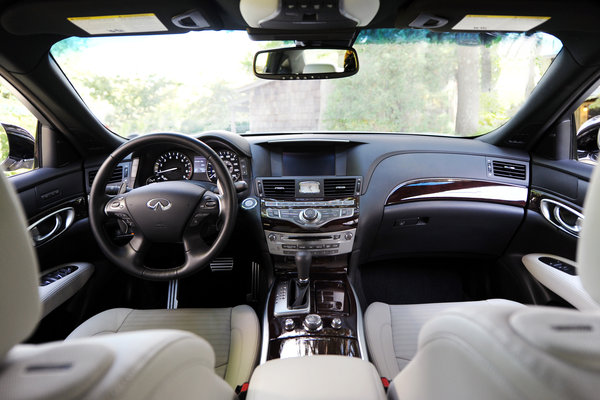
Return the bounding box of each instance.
[282,244,297,249]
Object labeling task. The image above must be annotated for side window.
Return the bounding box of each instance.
[0,79,38,176]
[574,85,600,165]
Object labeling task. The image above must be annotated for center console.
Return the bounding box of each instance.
[255,142,366,363]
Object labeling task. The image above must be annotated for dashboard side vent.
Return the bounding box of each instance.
[262,179,295,199]
[491,161,526,180]
[324,178,357,198]
[88,165,124,187]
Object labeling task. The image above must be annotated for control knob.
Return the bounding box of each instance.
[268,233,277,241]
[302,208,318,221]
[303,314,323,332]
[331,317,342,330]
[284,318,295,331]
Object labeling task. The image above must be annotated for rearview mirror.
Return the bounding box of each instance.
[253,47,358,80]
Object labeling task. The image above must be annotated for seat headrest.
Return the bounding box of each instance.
[0,171,40,358]
[578,165,600,304]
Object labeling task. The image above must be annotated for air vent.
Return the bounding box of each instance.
[88,165,123,187]
[262,179,295,199]
[324,178,357,198]
[492,161,526,180]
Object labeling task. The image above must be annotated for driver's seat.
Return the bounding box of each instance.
[67,305,260,388]
[0,170,237,399]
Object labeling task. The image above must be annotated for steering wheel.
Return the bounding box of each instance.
[89,133,237,281]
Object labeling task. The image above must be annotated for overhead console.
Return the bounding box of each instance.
[240,0,379,29]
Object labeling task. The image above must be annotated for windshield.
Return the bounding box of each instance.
[52,29,562,138]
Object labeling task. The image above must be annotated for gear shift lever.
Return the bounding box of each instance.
[290,251,311,309]
[296,251,311,285]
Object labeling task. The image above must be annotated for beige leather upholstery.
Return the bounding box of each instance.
[389,302,600,400]
[364,299,521,378]
[39,262,95,318]
[247,356,387,400]
[0,170,41,358]
[68,305,260,388]
[522,253,599,311]
[0,330,236,400]
[578,163,600,304]
[0,171,239,399]
[387,165,600,400]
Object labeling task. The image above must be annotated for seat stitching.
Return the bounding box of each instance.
[115,309,135,333]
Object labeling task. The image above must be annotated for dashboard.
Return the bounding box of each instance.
[97,130,532,266]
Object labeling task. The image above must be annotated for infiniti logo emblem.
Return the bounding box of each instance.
[146,198,172,211]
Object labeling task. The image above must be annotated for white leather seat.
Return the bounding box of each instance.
[0,171,236,399]
[385,163,600,400]
[364,299,522,378]
[68,306,260,388]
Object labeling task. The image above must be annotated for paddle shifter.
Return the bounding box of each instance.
[290,251,311,309]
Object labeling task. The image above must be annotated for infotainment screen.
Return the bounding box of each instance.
[282,150,335,176]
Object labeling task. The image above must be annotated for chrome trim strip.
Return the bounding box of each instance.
[266,138,351,144]
[348,281,368,361]
[385,178,527,206]
[260,283,273,365]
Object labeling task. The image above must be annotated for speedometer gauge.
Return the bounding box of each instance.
[153,151,193,181]
[207,150,241,182]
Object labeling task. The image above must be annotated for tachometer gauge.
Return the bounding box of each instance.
[207,150,241,182]
[153,151,193,181]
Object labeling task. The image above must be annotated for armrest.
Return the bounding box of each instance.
[522,253,599,311]
[38,262,94,318]
[247,356,386,400]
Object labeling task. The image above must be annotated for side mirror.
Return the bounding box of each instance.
[254,47,359,80]
[1,122,35,171]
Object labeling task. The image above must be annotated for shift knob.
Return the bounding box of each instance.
[295,251,312,284]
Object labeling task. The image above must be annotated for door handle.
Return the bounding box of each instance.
[540,199,584,238]
[28,207,75,246]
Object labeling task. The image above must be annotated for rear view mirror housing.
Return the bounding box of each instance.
[253,47,359,80]
[1,122,35,171]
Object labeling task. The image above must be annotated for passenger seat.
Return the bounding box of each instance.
[364,299,523,378]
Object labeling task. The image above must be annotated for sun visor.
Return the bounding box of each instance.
[1,0,223,36]
[240,0,379,29]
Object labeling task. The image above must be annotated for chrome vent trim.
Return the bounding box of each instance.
[262,179,295,199]
[88,165,124,186]
[491,161,526,180]
[323,178,357,198]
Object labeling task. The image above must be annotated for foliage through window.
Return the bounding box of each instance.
[51,29,562,138]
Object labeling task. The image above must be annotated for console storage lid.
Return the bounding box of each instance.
[247,355,386,400]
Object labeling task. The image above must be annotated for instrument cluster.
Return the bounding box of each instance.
[143,147,242,185]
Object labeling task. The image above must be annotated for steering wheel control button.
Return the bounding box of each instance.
[284,318,295,331]
[303,314,323,332]
[241,197,257,210]
[331,317,342,330]
[110,197,124,209]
